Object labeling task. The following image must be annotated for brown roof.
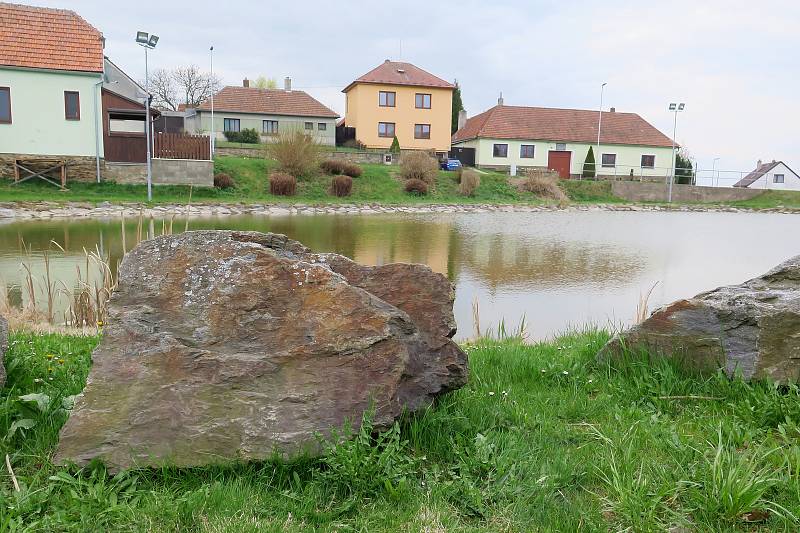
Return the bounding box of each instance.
[0,3,104,73]
[453,105,675,148]
[733,160,785,188]
[197,86,339,118]
[343,60,454,92]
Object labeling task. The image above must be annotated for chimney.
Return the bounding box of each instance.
[243,78,250,88]
[284,77,292,91]
[610,107,616,113]
[497,92,504,106]
[457,109,467,130]
[757,159,762,167]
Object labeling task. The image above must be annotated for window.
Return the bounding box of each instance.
[379,91,396,107]
[555,143,567,151]
[414,124,431,139]
[601,153,616,167]
[263,120,278,134]
[415,93,431,109]
[774,174,785,184]
[64,91,80,120]
[0,87,10,124]
[318,122,327,131]
[378,122,395,137]
[520,145,535,158]
[641,155,655,168]
[304,122,313,130]
[223,118,240,132]
[109,112,145,134]
[493,144,508,158]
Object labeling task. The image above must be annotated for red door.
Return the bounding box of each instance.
[547,151,572,179]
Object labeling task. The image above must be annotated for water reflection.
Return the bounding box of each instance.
[0,210,798,340]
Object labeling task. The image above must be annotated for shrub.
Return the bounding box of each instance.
[454,166,464,183]
[265,129,321,177]
[583,146,597,179]
[223,128,260,144]
[458,169,480,197]
[341,161,362,178]
[269,172,296,196]
[213,173,236,189]
[320,159,346,175]
[400,152,438,185]
[520,173,569,203]
[404,178,428,196]
[342,139,366,150]
[389,135,401,153]
[330,175,353,197]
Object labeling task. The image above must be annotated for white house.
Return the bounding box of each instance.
[733,160,800,191]
[452,100,676,180]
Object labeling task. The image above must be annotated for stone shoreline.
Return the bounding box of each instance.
[0,201,797,220]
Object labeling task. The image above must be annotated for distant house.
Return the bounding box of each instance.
[733,160,800,191]
[0,3,106,181]
[451,100,676,179]
[101,57,156,164]
[342,60,454,155]
[190,78,339,145]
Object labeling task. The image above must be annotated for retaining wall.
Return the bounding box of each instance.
[610,181,763,203]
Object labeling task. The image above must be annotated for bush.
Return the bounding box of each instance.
[341,161,362,178]
[265,129,321,177]
[458,169,480,197]
[454,166,464,183]
[341,139,366,150]
[320,159,346,175]
[389,135,401,153]
[269,172,296,196]
[213,173,236,189]
[400,152,438,185]
[330,175,353,197]
[223,128,260,144]
[583,146,596,179]
[520,173,569,202]
[404,178,428,196]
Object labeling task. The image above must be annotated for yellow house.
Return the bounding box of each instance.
[342,60,454,154]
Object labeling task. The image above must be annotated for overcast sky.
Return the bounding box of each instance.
[38,0,799,180]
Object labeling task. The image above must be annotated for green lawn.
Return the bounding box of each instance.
[732,190,800,210]
[2,329,800,531]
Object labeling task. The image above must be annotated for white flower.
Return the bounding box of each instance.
[587,379,593,384]
[562,370,569,375]
[488,391,495,396]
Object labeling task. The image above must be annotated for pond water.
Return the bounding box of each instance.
[1,210,798,340]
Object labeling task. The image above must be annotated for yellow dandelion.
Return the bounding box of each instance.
[97,320,104,327]
[46,354,55,359]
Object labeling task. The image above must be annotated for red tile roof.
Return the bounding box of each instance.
[343,60,454,92]
[0,3,104,73]
[733,160,785,188]
[197,86,339,118]
[453,105,675,148]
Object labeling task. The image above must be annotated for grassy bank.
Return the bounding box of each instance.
[2,330,800,531]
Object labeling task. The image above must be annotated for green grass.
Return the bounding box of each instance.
[3,329,800,531]
[731,190,800,210]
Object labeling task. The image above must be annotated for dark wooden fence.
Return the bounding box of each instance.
[154,133,210,160]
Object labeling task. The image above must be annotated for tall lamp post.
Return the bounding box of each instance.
[136,31,159,202]
[210,45,215,157]
[712,157,720,187]
[596,82,607,176]
[667,102,685,203]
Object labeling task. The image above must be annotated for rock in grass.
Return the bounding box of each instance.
[0,315,7,388]
[55,231,467,471]
[599,255,800,382]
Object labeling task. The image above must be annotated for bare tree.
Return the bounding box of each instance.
[145,65,221,111]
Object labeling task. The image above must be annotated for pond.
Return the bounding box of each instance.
[1,210,798,340]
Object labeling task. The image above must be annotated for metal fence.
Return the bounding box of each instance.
[585,163,784,190]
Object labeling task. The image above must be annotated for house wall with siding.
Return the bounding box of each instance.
[192,110,336,146]
[741,163,800,191]
[455,138,674,178]
[344,83,453,152]
[0,67,103,157]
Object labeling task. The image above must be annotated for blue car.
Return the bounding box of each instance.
[440,158,463,171]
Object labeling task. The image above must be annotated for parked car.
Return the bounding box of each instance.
[440,158,463,171]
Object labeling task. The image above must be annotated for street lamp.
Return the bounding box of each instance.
[596,82,607,176]
[136,30,159,202]
[210,45,215,157]
[667,102,685,202]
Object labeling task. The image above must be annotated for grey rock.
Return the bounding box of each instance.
[599,255,800,382]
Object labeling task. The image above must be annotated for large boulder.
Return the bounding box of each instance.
[599,255,800,382]
[55,231,468,471]
[0,315,7,388]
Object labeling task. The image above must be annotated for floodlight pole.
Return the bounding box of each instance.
[668,103,684,203]
[144,45,152,202]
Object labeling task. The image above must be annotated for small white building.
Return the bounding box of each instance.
[733,160,800,191]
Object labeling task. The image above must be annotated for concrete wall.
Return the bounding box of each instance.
[0,67,103,157]
[192,110,336,146]
[105,159,213,187]
[458,137,674,179]
[611,181,764,203]
[344,82,453,152]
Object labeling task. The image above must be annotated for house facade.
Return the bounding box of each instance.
[342,60,454,154]
[733,160,800,191]
[452,102,675,179]
[190,79,338,145]
[0,3,106,181]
